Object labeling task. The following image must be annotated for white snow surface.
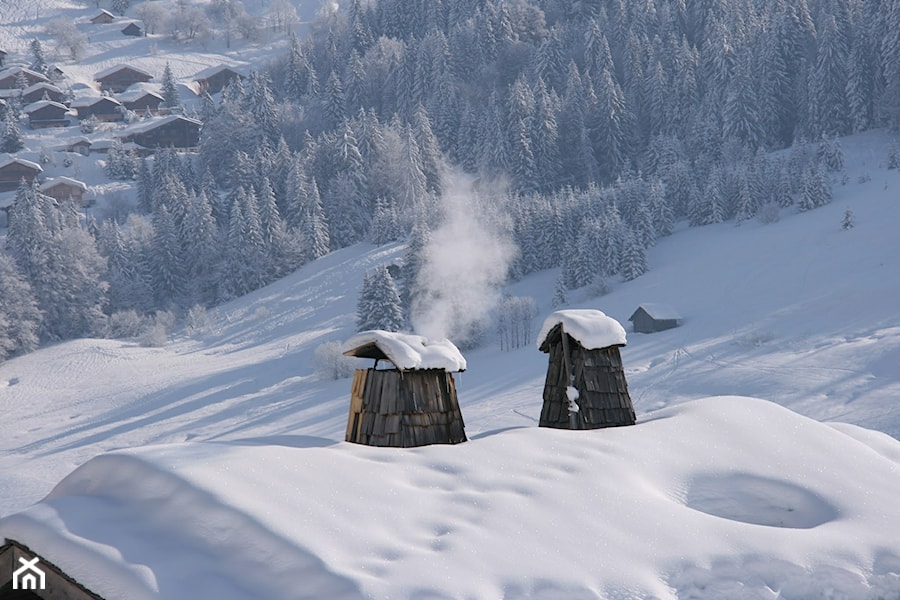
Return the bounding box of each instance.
[2,397,900,599]
[537,309,628,350]
[342,330,467,372]
[1,0,900,591]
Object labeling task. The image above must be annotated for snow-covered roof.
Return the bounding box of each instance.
[41,177,88,192]
[117,88,163,102]
[537,309,627,351]
[342,330,467,371]
[0,156,43,172]
[632,303,682,321]
[94,64,153,80]
[22,82,62,95]
[120,114,200,136]
[70,95,122,108]
[0,66,48,82]
[22,100,68,113]
[192,64,242,81]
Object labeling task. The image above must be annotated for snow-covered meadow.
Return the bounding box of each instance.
[1,130,900,597]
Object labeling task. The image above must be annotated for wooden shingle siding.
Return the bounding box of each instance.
[539,325,636,430]
[346,369,466,448]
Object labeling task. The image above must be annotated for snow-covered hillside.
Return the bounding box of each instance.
[1,130,900,597]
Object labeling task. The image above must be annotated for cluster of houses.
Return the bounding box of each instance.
[2,21,243,204]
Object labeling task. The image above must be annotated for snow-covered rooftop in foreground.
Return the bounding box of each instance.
[342,330,466,371]
[2,397,899,599]
[537,309,628,350]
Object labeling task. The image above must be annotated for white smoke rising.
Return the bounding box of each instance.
[411,173,518,345]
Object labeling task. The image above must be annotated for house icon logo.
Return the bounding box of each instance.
[13,556,46,590]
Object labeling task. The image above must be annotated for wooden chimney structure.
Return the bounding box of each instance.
[342,331,467,448]
[537,309,636,429]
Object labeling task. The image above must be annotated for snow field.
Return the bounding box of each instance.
[2,397,900,599]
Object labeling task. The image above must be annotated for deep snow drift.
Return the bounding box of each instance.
[2,397,900,599]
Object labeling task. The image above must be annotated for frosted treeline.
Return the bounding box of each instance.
[1,0,890,359]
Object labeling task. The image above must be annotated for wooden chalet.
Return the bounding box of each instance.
[90,9,115,24]
[537,310,636,430]
[94,64,152,93]
[0,67,49,90]
[121,22,143,37]
[66,137,93,156]
[0,157,42,192]
[1,539,105,599]
[628,303,682,334]
[120,115,200,149]
[21,82,65,105]
[73,96,123,122]
[193,65,243,94]
[342,331,468,448]
[41,177,89,206]
[23,100,69,128]
[118,89,163,113]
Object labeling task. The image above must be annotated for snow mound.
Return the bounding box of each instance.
[537,309,627,350]
[342,330,466,372]
[2,397,899,599]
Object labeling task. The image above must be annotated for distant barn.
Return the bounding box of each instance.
[537,309,636,429]
[41,177,89,206]
[0,157,42,193]
[342,331,467,448]
[193,65,243,95]
[119,115,201,149]
[628,303,682,334]
[121,22,143,37]
[90,9,115,24]
[23,100,70,128]
[94,64,153,93]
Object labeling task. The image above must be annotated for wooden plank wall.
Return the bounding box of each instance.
[345,369,467,447]
[540,338,636,429]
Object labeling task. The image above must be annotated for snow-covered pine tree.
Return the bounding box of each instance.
[0,253,41,361]
[842,208,855,230]
[817,135,844,172]
[180,191,220,305]
[29,39,46,74]
[161,62,180,109]
[648,179,674,238]
[302,183,331,260]
[551,273,568,308]
[150,203,187,308]
[890,144,900,170]
[799,163,833,212]
[775,163,794,208]
[619,228,648,281]
[1,116,24,153]
[356,265,404,332]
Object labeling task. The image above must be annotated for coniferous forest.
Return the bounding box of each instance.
[2,0,898,359]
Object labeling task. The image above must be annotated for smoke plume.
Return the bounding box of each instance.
[411,173,518,345]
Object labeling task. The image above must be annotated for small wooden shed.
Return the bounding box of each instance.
[537,309,636,429]
[628,303,682,334]
[121,22,143,37]
[342,331,467,448]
